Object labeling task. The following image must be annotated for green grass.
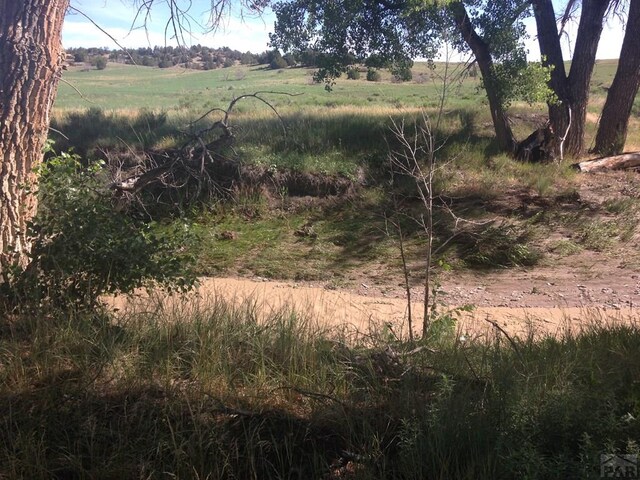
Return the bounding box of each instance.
[191,188,399,280]
[2,299,640,479]
[47,58,640,282]
[54,62,485,112]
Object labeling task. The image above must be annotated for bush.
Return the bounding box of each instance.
[366,68,382,82]
[393,67,412,82]
[269,54,288,70]
[283,53,298,67]
[5,149,196,309]
[346,67,361,80]
[74,51,87,63]
[94,56,107,70]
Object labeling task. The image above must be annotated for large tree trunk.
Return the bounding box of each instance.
[532,0,609,158]
[450,1,518,154]
[0,0,69,273]
[532,0,570,160]
[565,0,610,155]
[593,0,640,155]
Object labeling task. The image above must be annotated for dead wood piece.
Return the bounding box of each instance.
[576,152,640,172]
[516,126,556,163]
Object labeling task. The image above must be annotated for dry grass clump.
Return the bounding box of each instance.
[2,297,639,479]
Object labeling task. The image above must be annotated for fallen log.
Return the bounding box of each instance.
[576,152,640,172]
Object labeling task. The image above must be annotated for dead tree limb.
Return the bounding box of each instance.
[575,152,640,172]
[108,92,299,204]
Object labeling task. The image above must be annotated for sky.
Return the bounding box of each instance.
[63,0,626,60]
[64,0,273,53]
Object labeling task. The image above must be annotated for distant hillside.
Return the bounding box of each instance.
[64,46,322,71]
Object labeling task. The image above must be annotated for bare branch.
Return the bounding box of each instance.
[129,0,269,46]
[57,77,95,104]
[67,6,138,65]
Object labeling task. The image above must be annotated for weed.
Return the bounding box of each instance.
[462,225,541,268]
[604,197,638,215]
[579,220,619,251]
[550,239,583,257]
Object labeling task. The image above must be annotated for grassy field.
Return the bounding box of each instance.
[48,60,640,282]
[55,61,486,111]
[52,59,638,165]
[1,59,639,479]
[54,59,626,111]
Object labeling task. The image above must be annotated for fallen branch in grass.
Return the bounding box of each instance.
[107,92,318,213]
[575,152,640,172]
[482,315,525,366]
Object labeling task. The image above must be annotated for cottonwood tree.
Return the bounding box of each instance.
[593,0,640,155]
[272,0,634,160]
[270,0,550,154]
[0,0,69,273]
[0,0,265,275]
[531,0,619,158]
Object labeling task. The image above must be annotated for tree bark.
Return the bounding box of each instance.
[450,1,518,154]
[532,0,610,158]
[0,0,69,273]
[593,0,640,155]
[565,0,610,155]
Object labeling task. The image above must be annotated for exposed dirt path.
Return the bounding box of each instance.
[115,275,639,339]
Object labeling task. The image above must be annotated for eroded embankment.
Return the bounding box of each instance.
[109,277,640,339]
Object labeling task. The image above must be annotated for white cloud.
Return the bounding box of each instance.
[198,17,272,52]
[63,2,624,59]
[63,21,171,49]
[64,0,272,51]
[596,21,625,59]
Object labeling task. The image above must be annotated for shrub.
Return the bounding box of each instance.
[462,225,540,268]
[269,55,288,70]
[393,67,412,82]
[203,60,216,70]
[283,53,298,67]
[366,68,381,82]
[5,148,196,309]
[94,56,107,70]
[346,67,361,80]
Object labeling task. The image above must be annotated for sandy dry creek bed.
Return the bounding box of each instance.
[111,273,640,340]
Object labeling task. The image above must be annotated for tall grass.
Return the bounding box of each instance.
[2,298,639,479]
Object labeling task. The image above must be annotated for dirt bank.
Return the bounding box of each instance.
[112,276,639,339]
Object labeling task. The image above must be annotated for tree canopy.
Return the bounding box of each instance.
[271,0,637,158]
[270,0,555,152]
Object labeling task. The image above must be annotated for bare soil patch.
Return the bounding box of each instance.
[113,170,640,337]
[114,276,639,340]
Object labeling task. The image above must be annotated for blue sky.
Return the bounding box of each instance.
[64,0,273,52]
[63,1,625,59]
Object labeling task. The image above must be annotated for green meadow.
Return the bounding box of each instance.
[1,59,638,479]
[49,59,640,282]
[55,61,485,111]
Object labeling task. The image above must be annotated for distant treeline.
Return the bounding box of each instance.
[65,46,323,71]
